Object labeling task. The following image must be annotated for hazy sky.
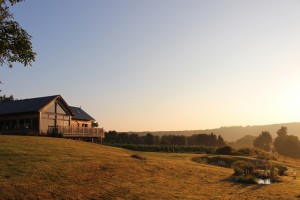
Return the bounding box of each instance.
[2,0,300,131]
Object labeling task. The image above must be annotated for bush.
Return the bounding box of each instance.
[272,165,288,176]
[231,160,259,184]
[192,156,239,168]
[237,148,277,160]
[231,160,288,184]
[49,131,63,137]
[232,160,255,176]
[216,146,235,155]
[232,175,257,184]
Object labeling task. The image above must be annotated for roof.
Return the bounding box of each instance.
[0,95,59,115]
[69,106,95,121]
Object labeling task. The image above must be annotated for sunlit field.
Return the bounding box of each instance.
[1,135,300,199]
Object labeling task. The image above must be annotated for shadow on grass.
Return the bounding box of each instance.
[131,154,146,160]
[220,176,268,190]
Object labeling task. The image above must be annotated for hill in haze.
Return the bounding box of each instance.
[130,122,300,142]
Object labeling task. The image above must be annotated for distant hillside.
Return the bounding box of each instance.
[129,122,300,142]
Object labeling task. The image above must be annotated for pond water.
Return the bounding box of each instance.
[257,179,271,184]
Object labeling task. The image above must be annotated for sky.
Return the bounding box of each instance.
[1,0,300,132]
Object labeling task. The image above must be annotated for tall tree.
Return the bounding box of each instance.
[144,133,155,145]
[273,127,300,158]
[253,131,272,151]
[276,126,287,137]
[1,0,36,68]
[216,135,225,147]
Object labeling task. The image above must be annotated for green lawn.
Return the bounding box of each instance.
[0,135,300,199]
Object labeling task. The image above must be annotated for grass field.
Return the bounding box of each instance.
[1,136,300,199]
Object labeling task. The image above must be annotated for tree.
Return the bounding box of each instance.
[273,127,300,158]
[276,126,287,137]
[118,132,129,144]
[0,94,14,102]
[1,0,36,68]
[232,135,256,149]
[274,134,300,158]
[216,135,226,147]
[91,121,99,128]
[253,131,272,151]
[144,133,155,145]
[104,130,118,144]
[129,133,141,144]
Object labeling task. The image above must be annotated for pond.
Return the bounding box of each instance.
[257,179,271,184]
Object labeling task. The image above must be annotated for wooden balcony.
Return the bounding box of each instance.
[49,126,105,138]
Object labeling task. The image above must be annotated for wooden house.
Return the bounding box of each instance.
[0,95,104,141]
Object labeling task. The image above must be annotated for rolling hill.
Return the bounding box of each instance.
[1,135,300,199]
[128,122,300,142]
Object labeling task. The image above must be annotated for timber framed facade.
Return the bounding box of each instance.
[0,95,104,141]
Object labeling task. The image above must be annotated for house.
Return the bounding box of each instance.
[69,106,95,128]
[0,95,104,141]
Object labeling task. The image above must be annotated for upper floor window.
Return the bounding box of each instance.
[44,102,67,114]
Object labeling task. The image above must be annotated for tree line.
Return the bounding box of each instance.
[104,131,225,147]
[0,95,14,102]
[253,126,300,159]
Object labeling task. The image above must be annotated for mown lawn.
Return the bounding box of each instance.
[0,135,300,199]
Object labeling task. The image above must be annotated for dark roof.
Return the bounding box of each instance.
[0,95,58,115]
[69,106,95,121]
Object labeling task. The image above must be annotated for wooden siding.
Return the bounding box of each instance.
[71,119,92,128]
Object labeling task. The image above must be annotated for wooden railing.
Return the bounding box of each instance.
[49,126,105,138]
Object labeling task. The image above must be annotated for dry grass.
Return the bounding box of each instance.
[0,135,300,199]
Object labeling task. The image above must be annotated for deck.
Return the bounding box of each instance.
[49,126,105,139]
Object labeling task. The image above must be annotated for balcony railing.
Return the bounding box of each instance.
[48,126,105,138]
